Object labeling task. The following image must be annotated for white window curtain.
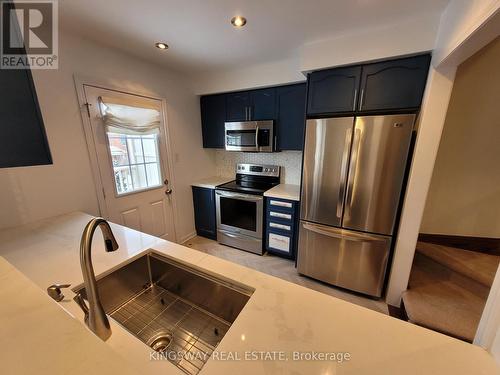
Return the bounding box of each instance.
[98,96,161,135]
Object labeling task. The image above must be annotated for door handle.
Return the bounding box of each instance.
[165,188,173,195]
[353,89,358,111]
[344,128,361,220]
[337,128,352,219]
[303,222,385,242]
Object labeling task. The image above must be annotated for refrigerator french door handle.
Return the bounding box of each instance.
[302,222,386,242]
[336,128,352,219]
[344,128,362,220]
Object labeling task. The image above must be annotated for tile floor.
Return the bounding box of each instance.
[183,236,388,315]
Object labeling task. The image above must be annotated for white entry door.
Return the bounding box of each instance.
[83,85,176,241]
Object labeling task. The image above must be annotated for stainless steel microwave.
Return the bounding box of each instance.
[224,121,274,152]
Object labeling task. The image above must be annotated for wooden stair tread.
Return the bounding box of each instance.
[416,241,500,287]
[403,253,489,342]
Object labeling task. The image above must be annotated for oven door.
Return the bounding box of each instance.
[225,121,274,152]
[215,190,263,238]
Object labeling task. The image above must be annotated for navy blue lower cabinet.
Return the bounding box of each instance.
[265,197,299,260]
[192,186,217,240]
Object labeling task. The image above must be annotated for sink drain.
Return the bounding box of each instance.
[147,331,173,353]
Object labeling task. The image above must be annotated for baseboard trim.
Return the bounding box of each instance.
[418,233,500,256]
[178,231,197,245]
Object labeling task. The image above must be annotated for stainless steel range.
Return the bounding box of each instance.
[216,163,280,254]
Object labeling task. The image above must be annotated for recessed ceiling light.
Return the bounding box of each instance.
[231,16,247,28]
[155,42,169,50]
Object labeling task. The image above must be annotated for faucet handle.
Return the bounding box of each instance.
[47,283,71,302]
[73,291,90,323]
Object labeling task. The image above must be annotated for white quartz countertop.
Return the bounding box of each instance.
[264,184,301,201]
[0,256,140,375]
[191,176,233,189]
[0,212,498,375]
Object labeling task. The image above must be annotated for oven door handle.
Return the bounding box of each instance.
[216,190,263,202]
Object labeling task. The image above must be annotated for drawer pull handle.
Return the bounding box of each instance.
[270,200,292,208]
[270,212,291,220]
[270,222,291,231]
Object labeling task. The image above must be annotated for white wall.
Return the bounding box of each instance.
[433,0,500,65]
[0,30,216,241]
[193,13,442,95]
[475,262,500,363]
[420,38,500,237]
[193,56,305,95]
[299,13,440,72]
[386,0,500,307]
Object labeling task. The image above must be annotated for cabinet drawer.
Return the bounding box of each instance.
[269,222,292,232]
[268,232,291,254]
[269,199,293,209]
[269,211,292,221]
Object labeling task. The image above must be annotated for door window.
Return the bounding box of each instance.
[107,132,162,195]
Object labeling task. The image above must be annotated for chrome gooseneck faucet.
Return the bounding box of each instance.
[74,217,119,341]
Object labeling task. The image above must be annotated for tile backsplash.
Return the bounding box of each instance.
[215,150,303,185]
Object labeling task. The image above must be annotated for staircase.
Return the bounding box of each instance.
[402,242,500,342]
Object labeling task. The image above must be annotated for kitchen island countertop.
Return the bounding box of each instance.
[0,212,498,375]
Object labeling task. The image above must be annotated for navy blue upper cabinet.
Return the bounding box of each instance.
[359,55,431,111]
[249,88,276,120]
[0,66,52,168]
[226,91,251,121]
[276,83,306,151]
[226,89,276,121]
[200,94,226,148]
[307,66,361,115]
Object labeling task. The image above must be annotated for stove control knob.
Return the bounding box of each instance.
[264,168,269,172]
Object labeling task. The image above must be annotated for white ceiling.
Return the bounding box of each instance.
[59,0,449,74]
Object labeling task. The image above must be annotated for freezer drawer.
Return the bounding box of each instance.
[297,221,391,297]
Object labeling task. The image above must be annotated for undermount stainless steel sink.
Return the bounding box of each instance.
[73,252,254,375]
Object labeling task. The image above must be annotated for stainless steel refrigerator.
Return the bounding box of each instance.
[297,114,415,297]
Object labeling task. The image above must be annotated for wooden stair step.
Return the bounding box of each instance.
[416,241,499,287]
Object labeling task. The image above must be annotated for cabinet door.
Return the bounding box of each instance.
[200,94,226,148]
[276,83,306,150]
[226,91,251,121]
[250,88,276,120]
[359,55,431,111]
[0,63,52,168]
[192,187,216,240]
[307,66,361,115]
